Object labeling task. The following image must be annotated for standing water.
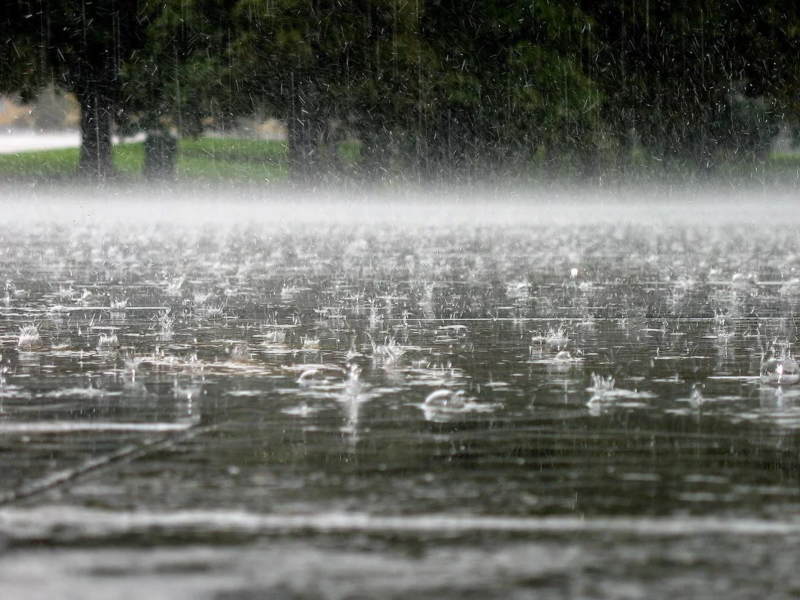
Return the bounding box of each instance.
[1,187,800,598]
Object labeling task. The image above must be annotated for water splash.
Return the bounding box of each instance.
[17,325,42,350]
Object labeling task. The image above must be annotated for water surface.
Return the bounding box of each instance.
[1,189,800,598]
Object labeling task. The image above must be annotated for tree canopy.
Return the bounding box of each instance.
[3,0,798,181]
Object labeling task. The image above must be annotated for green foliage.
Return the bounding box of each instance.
[583,0,798,168]
[3,0,800,181]
[409,0,606,178]
[120,0,240,137]
[0,3,41,99]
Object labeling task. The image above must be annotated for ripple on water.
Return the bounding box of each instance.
[3,213,800,576]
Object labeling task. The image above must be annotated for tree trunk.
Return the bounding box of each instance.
[287,114,322,184]
[144,129,178,181]
[286,74,323,184]
[359,123,393,182]
[575,121,599,181]
[77,88,115,180]
[419,117,448,182]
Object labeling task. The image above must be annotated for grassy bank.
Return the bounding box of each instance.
[0,138,290,183]
[0,137,798,185]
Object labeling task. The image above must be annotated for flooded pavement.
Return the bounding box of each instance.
[2,189,800,598]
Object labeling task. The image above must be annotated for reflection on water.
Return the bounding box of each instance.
[3,200,800,595]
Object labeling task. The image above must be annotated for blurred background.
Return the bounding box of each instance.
[0,0,798,186]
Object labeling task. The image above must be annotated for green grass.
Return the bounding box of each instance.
[180,137,288,163]
[114,144,146,178]
[177,137,288,181]
[0,137,290,182]
[178,153,286,181]
[0,146,83,178]
[0,136,798,184]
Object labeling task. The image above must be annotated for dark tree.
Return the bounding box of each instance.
[233,0,432,182]
[418,0,602,180]
[233,0,332,182]
[0,3,34,96]
[2,1,149,180]
[5,0,798,183]
[41,1,148,179]
[583,0,799,171]
[121,0,239,180]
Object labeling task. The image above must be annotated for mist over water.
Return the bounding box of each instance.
[0,184,800,596]
[2,182,797,226]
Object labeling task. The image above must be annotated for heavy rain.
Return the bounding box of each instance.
[1,2,800,598]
